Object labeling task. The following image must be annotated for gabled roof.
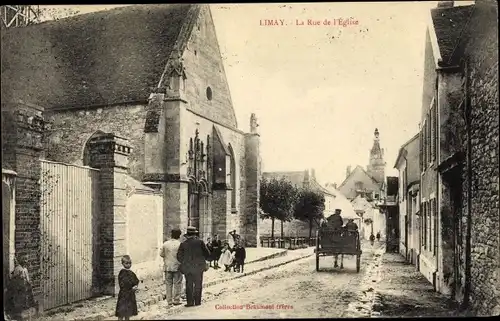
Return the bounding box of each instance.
[1,4,197,109]
[339,165,383,189]
[430,4,475,66]
[394,133,419,169]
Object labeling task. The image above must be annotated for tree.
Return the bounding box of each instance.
[293,188,325,239]
[260,177,299,239]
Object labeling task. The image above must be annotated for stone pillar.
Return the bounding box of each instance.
[143,50,190,239]
[88,133,131,296]
[1,101,45,307]
[243,114,261,247]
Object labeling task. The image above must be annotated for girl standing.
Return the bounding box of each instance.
[115,255,139,321]
[218,242,233,272]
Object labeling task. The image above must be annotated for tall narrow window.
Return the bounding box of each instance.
[228,144,237,213]
[433,199,438,256]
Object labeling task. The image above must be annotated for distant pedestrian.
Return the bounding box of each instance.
[115,255,139,321]
[232,242,246,273]
[177,226,211,307]
[219,242,234,272]
[159,228,183,307]
[5,256,37,321]
[376,231,381,241]
[211,234,222,269]
[370,233,375,246]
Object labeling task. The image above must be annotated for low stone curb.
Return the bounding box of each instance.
[72,251,313,321]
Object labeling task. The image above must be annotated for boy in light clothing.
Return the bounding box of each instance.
[160,228,183,307]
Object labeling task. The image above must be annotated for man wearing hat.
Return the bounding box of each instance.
[328,209,344,230]
[176,227,211,307]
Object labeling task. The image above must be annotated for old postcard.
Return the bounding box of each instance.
[1,2,498,320]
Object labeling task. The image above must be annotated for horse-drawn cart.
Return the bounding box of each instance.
[315,227,362,272]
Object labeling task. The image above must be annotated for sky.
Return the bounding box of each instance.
[38,2,466,186]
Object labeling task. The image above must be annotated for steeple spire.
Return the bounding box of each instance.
[367,128,386,183]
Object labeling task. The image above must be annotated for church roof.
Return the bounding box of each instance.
[1,4,196,110]
[430,4,474,66]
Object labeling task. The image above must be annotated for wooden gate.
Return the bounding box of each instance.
[40,160,100,310]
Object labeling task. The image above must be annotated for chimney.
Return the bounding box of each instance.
[437,1,454,8]
[346,166,351,178]
[333,183,337,189]
[311,168,316,180]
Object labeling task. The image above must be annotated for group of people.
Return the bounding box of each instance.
[113,227,247,320]
[206,230,247,273]
[321,209,359,232]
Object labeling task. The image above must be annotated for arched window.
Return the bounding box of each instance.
[228,144,237,213]
[82,130,105,166]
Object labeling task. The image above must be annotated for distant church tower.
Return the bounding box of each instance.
[366,128,386,183]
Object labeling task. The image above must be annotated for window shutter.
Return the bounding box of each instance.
[431,102,437,162]
[419,132,423,170]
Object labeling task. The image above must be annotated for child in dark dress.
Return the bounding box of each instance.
[232,242,246,273]
[115,255,139,321]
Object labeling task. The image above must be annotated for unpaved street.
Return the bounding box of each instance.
[129,244,381,319]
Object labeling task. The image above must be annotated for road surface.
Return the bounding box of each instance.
[130,243,381,319]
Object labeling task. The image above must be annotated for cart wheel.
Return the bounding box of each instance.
[356,255,361,273]
[316,254,320,271]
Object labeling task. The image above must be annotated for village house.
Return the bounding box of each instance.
[339,128,388,240]
[260,169,359,238]
[351,195,385,241]
[394,133,420,264]
[2,4,261,311]
[418,0,498,315]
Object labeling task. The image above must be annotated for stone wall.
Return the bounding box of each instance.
[1,101,45,306]
[45,104,148,182]
[125,183,164,280]
[460,1,499,315]
[260,218,319,238]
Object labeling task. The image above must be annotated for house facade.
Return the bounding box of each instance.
[419,0,499,315]
[394,133,420,264]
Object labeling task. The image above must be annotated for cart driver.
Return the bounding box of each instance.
[328,209,344,230]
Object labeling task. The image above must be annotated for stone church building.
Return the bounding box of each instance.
[2,4,261,246]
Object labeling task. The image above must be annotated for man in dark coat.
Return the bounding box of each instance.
[177,226,211,307]
[328,209,344,230]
